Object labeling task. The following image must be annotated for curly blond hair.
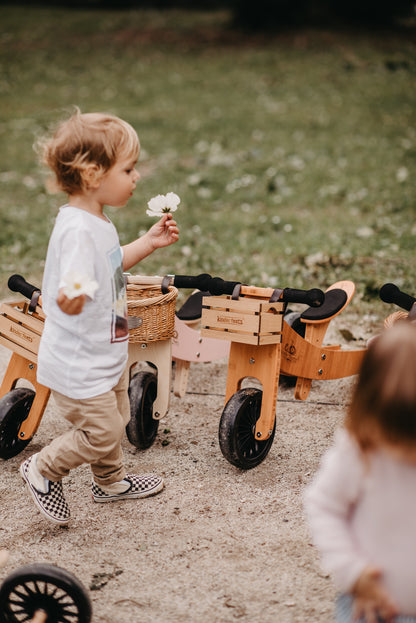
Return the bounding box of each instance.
[38,108,140,195]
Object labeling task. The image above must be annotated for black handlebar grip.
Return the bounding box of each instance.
[8,274,40,299]
[379,283,416,312]
[172,274,213,291]
[172,274,241,295]
[208,277,241,296]
[282,287,325,307]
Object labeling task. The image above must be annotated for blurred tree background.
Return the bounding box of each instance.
[2,0,415,27]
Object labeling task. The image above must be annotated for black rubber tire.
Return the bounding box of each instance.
[0,562,92,623]
[218,388,276,469]
[126,371,159,449]
[0,388,35,460]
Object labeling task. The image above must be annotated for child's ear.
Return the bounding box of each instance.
[83,164,102,189]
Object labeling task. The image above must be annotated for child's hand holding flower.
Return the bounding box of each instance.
[57,272,99,315]
[144,192,180,251]
[61,272,99,299]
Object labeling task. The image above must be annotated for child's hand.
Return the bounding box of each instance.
[57,289,86,315]
[148,213,179,250]
[352,566,398,623]
[122,213,180,270]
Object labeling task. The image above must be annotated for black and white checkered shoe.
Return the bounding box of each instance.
[91,473,164,503]
[20,456,70,526]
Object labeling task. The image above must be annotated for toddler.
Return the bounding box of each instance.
[304,321,416,623]
[20,109,179,525]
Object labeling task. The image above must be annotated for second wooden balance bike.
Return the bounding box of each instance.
[199,277,366,468]
[0,273,366,470]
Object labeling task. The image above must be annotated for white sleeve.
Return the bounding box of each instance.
[303,428,369,591]
[57,227,97,288]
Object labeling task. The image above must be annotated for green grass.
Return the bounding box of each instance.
[0,7,415,317]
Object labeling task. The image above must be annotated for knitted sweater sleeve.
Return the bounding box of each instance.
[303,428,369,592]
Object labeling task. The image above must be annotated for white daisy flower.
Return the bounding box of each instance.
[61,272,99,300]
[146,192,180,217]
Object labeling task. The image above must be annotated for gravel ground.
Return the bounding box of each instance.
[0,308,381,623]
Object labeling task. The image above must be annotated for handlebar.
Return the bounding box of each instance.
[169,274,324,307]
[8,274,40,300]
[8,272,325,309]
[281,288,324,307]
[379,283,416,312]
[171,273,241,296]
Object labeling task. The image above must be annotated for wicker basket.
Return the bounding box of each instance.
[127,283,178,343]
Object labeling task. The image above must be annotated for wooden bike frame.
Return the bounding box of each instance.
[201,281,367,441]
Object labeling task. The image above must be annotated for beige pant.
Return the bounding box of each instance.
[37,370,131,487]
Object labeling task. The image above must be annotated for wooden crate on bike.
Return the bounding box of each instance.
[0,301,45,364]
[200,295,284,346]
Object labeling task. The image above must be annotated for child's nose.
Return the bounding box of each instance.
[134,169,140,182]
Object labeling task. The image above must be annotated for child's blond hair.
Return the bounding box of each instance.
[346,321,416,450]
[38,108,140,194]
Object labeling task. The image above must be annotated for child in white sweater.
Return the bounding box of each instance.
[305,321,416,623]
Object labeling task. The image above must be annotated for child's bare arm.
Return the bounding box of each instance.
[122,213,179,271]
[352,566,398,623]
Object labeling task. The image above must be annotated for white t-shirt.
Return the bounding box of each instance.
[304,428,416,614]
[37,206,129,399]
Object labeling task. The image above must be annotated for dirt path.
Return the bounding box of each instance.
[0,310,380,622]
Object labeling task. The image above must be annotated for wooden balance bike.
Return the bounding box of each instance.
[0,563,92,623]
[198,276,367,469]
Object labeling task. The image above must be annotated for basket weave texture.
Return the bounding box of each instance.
[383,310,408,328]
[127,283,178,343]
